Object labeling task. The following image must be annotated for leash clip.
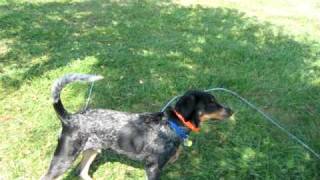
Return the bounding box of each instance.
[183,138,193,147]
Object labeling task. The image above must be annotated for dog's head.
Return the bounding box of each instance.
[174,90,233,128]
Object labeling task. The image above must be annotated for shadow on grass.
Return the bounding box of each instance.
[1,0,319,179]
[64,149,145,180]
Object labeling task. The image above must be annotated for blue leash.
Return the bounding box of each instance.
[83,81,95,111]
[161,88,320,160]
[84,84,320,160]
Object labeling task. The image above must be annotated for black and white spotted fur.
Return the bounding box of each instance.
[41,74,232,180]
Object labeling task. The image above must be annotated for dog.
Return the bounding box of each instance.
[41,73,233,180]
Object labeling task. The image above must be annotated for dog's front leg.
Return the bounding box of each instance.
[145,161,160,180]
[77,149,100,180]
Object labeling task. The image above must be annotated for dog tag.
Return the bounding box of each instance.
[183,139,193,147]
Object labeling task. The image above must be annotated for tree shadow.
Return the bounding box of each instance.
[1,0,319,179]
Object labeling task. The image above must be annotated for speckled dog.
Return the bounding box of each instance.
[41,74,233,180]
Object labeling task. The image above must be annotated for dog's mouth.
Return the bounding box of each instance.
[204,112,236,125]
[217,112,236,122]
[199,107,233,121]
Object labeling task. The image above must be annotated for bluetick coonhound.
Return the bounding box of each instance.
[41,74,233,180]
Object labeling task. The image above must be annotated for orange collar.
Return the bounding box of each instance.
[173,110,200,132]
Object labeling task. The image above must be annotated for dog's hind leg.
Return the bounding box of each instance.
[77,149,100,180]
[41,132,82,180]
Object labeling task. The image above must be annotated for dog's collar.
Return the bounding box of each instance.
[167,118,189,140]
[173,110,200,132]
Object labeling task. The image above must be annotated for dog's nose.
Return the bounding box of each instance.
[222,107,233,117]
[226,107,233,115]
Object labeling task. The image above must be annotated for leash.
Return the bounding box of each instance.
[83,81,95,111]
[161,88,320,160]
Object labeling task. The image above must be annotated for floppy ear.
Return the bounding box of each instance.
[175,94,196,119]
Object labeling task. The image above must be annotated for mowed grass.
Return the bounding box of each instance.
[0,0,319,179]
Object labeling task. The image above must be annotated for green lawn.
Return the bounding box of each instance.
[0,0,319,179]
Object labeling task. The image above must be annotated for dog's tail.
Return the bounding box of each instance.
[52,73,103,121]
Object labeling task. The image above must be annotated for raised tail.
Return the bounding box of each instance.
[51,73,103,121]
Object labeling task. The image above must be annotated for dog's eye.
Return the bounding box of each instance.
[208,103,217,109]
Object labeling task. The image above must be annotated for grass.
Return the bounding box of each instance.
[0,0,319,179]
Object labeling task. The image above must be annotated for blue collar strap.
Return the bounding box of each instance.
[168,118,188,140]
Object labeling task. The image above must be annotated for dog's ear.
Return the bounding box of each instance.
[175,93,196,119]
